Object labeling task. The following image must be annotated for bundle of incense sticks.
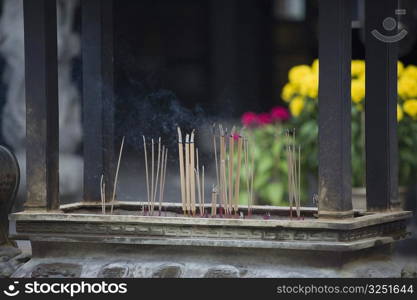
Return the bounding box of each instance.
[177,128,199,215]
[111,136,125,214]
[285,130,301,218]
[212,125,247,217]
[143,136,168,215]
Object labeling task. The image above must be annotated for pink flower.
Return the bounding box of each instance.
[233,133,240,141]
[270,106,290,122]
[241,112,258,127]
[257,113,272,125]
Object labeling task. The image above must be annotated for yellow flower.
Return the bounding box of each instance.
[397,104,403,122]
[281,83,297,102]
[351,79,365,103]
[299,73,319,99]
[403,99,417,119]
[351,60,365,78]
[398,61,404,77]
[398,76,417,99]
[402,65,417,79]
[289,65,312,85]
[311,59,319,75]
[289,96,305,117]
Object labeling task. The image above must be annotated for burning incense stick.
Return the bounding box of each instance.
[151,138,155,214]
[228,127,235,214]
[195,148,204,216]
[249,138,255,215]
[212,124,219,188]
[143,136,150,213]
[152,138,162,214]
[158,146,165,214]
[177,127,186,215]
[100,174,105,214]
[202,165,205,215]
[111,136,125,214]
[211,185,217,217]
[190,130,196,215]
[243,137,249,215]
[234,134,243,214]
[220,159,227,215]
[162,149,168,210]
[195,168,202,216]
[185,134,191,215]
[219,125,225,213]
[297,146,301,218]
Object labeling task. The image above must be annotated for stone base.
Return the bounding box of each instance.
[11,242,414,278]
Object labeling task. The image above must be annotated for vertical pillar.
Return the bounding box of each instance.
[23,0,59,210]
[365,0,399,211]
[82,0,115,202]
[318,0,353,218]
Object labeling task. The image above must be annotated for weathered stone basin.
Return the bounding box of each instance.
[8,202,412,277]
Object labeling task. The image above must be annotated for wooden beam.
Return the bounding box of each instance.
[318,0,353,218]
[365,0,399,211]
[82,0,115,202]
[23,0,59,210]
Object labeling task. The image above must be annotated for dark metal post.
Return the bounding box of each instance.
[365,0,399,211]
[318,0,353,218]
[82,0,115,202]
[23,0,59,210]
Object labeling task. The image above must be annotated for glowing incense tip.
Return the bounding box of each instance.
[177,127,183,143]
[190,129,195,143]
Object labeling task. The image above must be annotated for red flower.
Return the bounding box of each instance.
[270,106,290,122]
[241,112,258,127]
[257,113,272,125]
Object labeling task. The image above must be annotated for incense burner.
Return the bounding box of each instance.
[10,202,411,277]
[11,202,410,251]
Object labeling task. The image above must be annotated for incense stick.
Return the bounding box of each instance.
[211,185,217,217]
[158,146,165,214]
[152,138,162,214]
[151,138,155,214]
[195,167,202,216]
[297,146,301,218]
[177,127,186,215]
[220,159,227,215]
[249,136,255,216]
[228,127,235,215]
[243,137,250,215]
[202,165,205,216]
[219,125,225,214]
[190,130,196,216]
[143,136,150,213]
[185,134,191,215]
[212,124,219,189]
[234,135,243,214]
[100,174,105,214]
[111,136,125,214]
[195,148,204,216]
[162,149,168,212]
